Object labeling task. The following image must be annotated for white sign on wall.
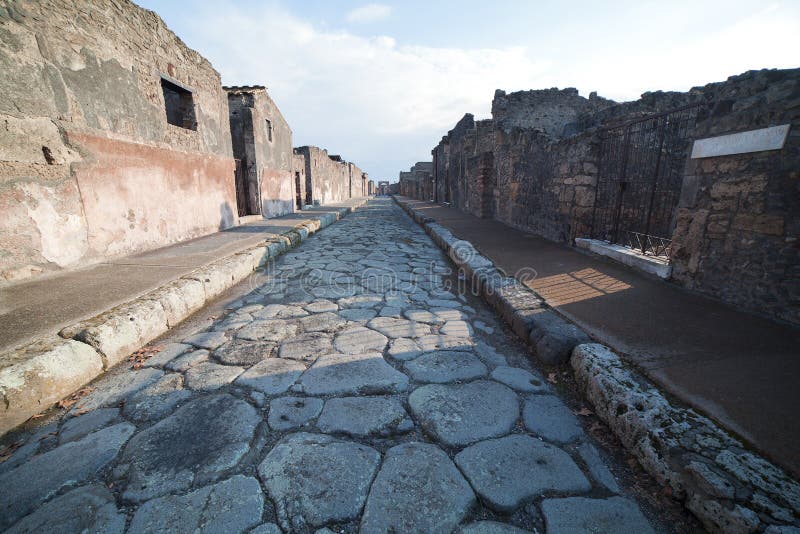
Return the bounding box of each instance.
[690,124,790,159]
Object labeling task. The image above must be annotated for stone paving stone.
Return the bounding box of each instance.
[459,521,533,533]
[299,352,409,395]
[577,442,621,493]
[367,317,432,339]
[440,320,474,337]
[522,395,583,443]
[408,380,518,447]
[417,333,475,352]
[59,407,120,444]
[334,326,389,353]
[268,396,324,430]
[455,434,591,512]
[405,350,488,383]
[6,485,125,534]
[317,396,410,437]
[387,337,423,361]
[255,304,309,319]
[379,305,402,317]
[540,496,654,534]
[304,299,339,313]
[474,341,508,367]
[0,423,136,529]
[339,308,378,322]
[184,361,244,391]
[142,342,192,368]
[128,475,264,534]
[403,309,439,324]
[490,366,550,393]
[164,348,209,372]
[236,319,298,342]
[213,339,275,366]
[250,523,282,534]
[120,394,259,502]
[360,442,475,533]
[339,294,384,308]
[183,330,229,350]
[279,332,333,361]
[300,311,348,332]
[69,367,163,414]
[123,373,192,422]
[258,432,381,532]
[235,358,306,396]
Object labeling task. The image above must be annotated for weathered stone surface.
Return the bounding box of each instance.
[213,339,275,366]
[440,320,473,337]
[279,332,333,361]
[235,358,305,396]
[317,396,409,437]
[416,334,474,352]
[455,434,591,512]
[128,475,263,534]
[255,304,309,319]
[387,337,423,361]
[184,362,244,391]
[367,317,431,339]
[120,394,259,502]
[405,350,487,383]
[339,294,384,308]
[183,330,229,350]
[258,433,381,532]
[251,523,283,534]
[299,352,409,395]
[338,308,377,322]
[459,521,533,533]
[164,349,209,372]
[268,396,323,430]
[59,407,120,444]
[577,442,620,494]
[403,308,440,324]
[474,341,508,367]
[142,342,192,368]
[6,485,125,534]
[522,395,583,443]
[334,326,388,353]
[540,496,654,534]
[490,366,549,393]
[408,380,518,447]
[529,311,589,365]
[123,374,192,423]
[304,299,339,313]
[70,367,163,413]
[360,442,476,533]
[236,320,298,342]
[300,312,348,332]
[0,423,135,528]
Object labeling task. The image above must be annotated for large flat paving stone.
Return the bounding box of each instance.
[333,326,388,353]
[317,396,410,437]
[268,396,323,430]
[123,373,192,423]
[408,380,518,447]
[299,352,408,395]
[0,423,135,529]
[59,407,120,444]
[258,432,381,532]
[6,485,125,534]
[279,332,333,361]
[235,358,306,395]
[367,317,432,338]
[416,334,475,352]
[459,521,533,533]
[522,395,583,443]
[490,366,549,393]
[184,361,244,391]
[120,394,259,502]
[454,434,591,512]
[300,312,348,332]
[387,337,423,361]
[236,320,298,342]
[128,475,264,534]
[213,339,275,366]
[360,442,476,533]
[540,496,654,534]
[69,367,163,413]
[405,350,487,383]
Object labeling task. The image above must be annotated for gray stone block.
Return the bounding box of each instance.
[540,496,654,534]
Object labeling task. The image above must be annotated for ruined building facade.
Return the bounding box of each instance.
[398,162,434,201]
[0,0,370,284]
[293,146,368,206]
[406,69,800,326]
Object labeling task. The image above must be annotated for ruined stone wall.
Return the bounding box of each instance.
[292,153,308,209]
[670,69,800,325]
[0,0,235,283]
[226,87,294,218]
[293,146,358,205]
[398,163,433,200]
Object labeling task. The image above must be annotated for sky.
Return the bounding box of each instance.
[136,0,799,182]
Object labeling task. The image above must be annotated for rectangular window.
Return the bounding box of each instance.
[266,119,273,142]
[160,77,196,130]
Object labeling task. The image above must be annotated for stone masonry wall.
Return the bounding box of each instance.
[293,146,364,206]
[0,0,235,283]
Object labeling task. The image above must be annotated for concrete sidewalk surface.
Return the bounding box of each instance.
[0,198,370,434]
[395,196,800,480]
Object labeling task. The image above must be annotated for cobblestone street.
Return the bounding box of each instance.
[0,199,674,533]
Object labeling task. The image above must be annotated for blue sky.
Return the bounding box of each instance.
[136,1,799,182]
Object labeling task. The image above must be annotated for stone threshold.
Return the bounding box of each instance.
[393,195,800,533]
[574,238,672,279]
[0,198,370,436]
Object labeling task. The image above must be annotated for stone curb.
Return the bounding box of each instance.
[0,201,367,436]
[393,196,800,533]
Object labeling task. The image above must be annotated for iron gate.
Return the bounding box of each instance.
[590,103,701,257]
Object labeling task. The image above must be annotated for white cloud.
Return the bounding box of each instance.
[346,3,392,24]
[185,4,551,179]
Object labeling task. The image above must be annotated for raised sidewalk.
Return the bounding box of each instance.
[0,198,369,434]
[394,196,800,480]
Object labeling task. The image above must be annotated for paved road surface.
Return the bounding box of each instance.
[0,199,679,533]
